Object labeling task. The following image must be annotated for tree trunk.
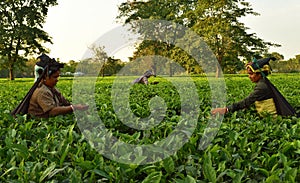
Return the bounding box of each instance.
[102,67,105,77]
[169,62,173,77]
[9,67,14,80]
[100,62,105,77]
[215,52,223,78]
[215,62,223,78]
[151,64,157,76]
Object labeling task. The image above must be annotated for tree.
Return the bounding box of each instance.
[61,60,78,74]
[117,0,279,77]
[118,0,192,76]
[79,45,110,77]
[132,40,170,75]
[0,0,58,80]
[104,57,125,76]
[267,53,300,73]
[269,52,284,61]
[90,45,109,77]
[294,54,300,64]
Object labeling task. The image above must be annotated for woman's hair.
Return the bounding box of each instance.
[42,67,60,79]
[49,67,60,76]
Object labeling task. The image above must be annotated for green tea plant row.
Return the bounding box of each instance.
[0,74,299,182]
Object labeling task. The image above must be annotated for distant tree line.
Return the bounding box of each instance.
[0,56,126,78]
[1,49,299,79]
[270,54,300,73]
[70,57,125,77]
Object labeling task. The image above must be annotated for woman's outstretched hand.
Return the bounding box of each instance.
[211,107,228,115]
[72,104,89,111]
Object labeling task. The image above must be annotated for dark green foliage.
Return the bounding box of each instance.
[0,74,299,182]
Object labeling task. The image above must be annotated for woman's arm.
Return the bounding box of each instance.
[48,105,73,116]
[49,104,89,117]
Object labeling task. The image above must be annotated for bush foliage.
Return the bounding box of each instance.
[0,74,299,182]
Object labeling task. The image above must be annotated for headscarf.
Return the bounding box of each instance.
[246,57,276,77]
[143,70,155,78]
[34,54,64,82]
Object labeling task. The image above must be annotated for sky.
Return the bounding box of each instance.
[43,0,300,62]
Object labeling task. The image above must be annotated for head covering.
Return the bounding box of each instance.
[132,70,156,84]
[34,54,64,82]
[34,65,44,82]
[143,70,154,78]
[246,57,276,76]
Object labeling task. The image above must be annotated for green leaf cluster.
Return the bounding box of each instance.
[0,74,300,182]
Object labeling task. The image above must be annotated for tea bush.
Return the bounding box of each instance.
[0,74,299,182]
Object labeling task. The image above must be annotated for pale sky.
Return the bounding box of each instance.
[44,0,300,62]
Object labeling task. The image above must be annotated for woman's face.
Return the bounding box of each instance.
[44,70,60,88]
[247,68,261,83]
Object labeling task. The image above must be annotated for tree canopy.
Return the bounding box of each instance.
[0,0,58,80]
[117,0,280,76]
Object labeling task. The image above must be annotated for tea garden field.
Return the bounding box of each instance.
[0,74,300,182]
